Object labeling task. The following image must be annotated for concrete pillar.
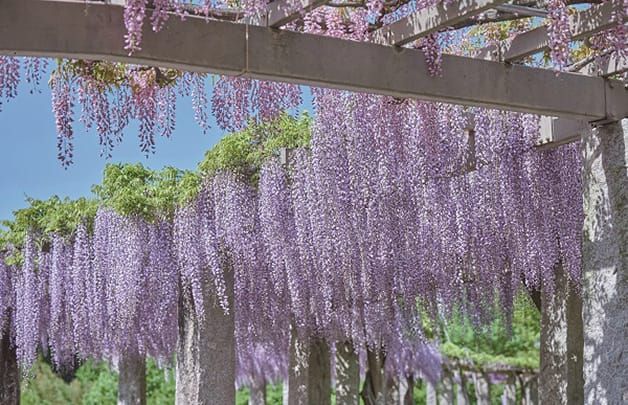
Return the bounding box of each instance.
[308,339,331,405]
[472,373,490,405]
[524,376,539,405]
[335,342,359,405]
[456,371,470,405]
[384,376,399,404]
[399,376,414,405]
[361,349,386,405]
[501,374,516,405]
[117,352,146,405]
[176,267,236,405]
[175,289,199,405]
[285,326,309,405]
[425,381,437,405]
[539,262,583,404]
[0,323,19,405]
[437,371,454,404]
[582,119,627,405]
[249,384,266,405]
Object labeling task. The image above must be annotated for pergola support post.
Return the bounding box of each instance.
[307,339,331,405]
[581,119,628,404]
[437,371,454,404]
[472,373,490,405]
[117,352,146,405]
[249,384,266,405]
[285,329,331,405]
[335,342,359,405]
[539,262,583,404]
[0,319,19,405]
[175,267,236,405]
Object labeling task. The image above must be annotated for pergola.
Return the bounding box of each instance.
[1,0,626,403]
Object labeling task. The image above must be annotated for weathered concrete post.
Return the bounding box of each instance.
[175,289,199,404]
[455,371,470,405]
[524,376,539,405]
[307,339,331,405]
[0,319,19,405]
[539,262,583,404]
[425,381,437,405]
[117,352,146,405]
[361,349,386,405]
[198,267,235,404]
[175,267,236,405]
[472,373,490,405]
[437,371,454,404]
[335,342,359,405]
[501,374,516,405]
[581,119,628,405]
[285,325,309,405]
[249,384,266,405]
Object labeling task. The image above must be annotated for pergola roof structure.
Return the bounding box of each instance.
[0,0,627,146]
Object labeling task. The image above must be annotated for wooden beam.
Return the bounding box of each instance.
[372,0,507,47]
[246,0,329,27]
[1,0,627,122]
[504,1,625,62]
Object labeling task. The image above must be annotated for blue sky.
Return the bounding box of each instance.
[0,72,311,223]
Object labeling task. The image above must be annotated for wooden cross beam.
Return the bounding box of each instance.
[504,1,624,62]
[1,0,627,124]
[372,0,507,46]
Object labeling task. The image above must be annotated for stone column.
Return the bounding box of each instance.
[335,342,359,405]
[437,371,454,404]
[307,339,331,405]
[285,325,309,405]
[539,262,583,404]
[582,119,627,405]
[117,352,146,405]
[176,266,236,405]
[472,373,490,405]
[0,319,19,405]
[425,381,437,405]
[501,374,516,405]
[249,384,266,405]
[524,376,539,405]
[175,289,199,405]
[198,267,235,404]
[456,371,470,405]
[361,349,386,405]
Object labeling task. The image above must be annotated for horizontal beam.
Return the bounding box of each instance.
[246,0,329,27]
[1,0,627,122]
[536,116,590,149]
[504,1,624,62]
[582,53,628,78]
[373,0,507,46]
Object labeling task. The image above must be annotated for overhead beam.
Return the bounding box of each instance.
[372,0,507,47]
[504,1,625,62]
[1,0,627,122]
[246,0,329,27]
[581,53,628,78]
[536,116,590,149]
